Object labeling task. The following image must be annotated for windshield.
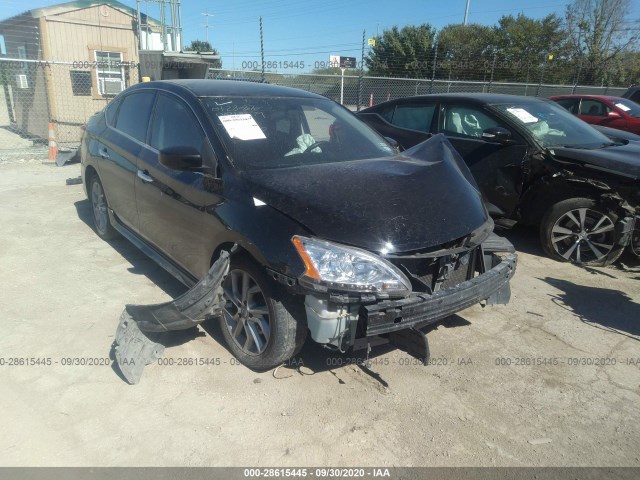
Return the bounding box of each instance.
[611,98,640,118]
[493,101,613,148]
[201,96,395,170]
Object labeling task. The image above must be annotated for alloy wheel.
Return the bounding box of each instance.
[91,180,108,234]
[222,269,271,356]
[550,208,615,264]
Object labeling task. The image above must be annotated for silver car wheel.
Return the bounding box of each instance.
[550,207,615,264]
[91,180,109,234]
[222,269,271,356]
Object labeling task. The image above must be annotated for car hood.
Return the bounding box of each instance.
[551,142,640,179]
[238,134,490,253]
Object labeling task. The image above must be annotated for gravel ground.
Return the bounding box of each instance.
[0,161,639,467]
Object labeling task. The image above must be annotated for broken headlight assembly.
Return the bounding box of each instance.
[292,235,411,297]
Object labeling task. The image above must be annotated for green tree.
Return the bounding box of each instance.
[365,24,436,78]
[494,14,570,83]
[435,24,496,81]
[185,40,222,68]
[565,0,639,85]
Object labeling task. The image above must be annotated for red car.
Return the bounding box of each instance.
[550,94,640,135]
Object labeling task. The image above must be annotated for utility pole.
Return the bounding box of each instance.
[463,0,470,25]
[202,11,214,43]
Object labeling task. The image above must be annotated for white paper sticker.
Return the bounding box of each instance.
[615,103,631,112]
[506,107,539,124]
[218,114,266,140]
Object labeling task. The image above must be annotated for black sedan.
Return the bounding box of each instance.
[81,80,515,370]
[360,94,640,265]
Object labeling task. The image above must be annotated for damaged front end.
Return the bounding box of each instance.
[114,251,230,384]
[298,233,516,360]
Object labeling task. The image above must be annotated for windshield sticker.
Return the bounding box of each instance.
[506,107,539,124]
[615,103,631,112]
[218,114,266,140]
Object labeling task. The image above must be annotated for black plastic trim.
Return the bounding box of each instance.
[363,252,516,336]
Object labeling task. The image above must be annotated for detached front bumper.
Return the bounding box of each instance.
[363,240,517,336]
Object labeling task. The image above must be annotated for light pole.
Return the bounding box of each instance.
[201,12,214,43]
[463,0,470,25]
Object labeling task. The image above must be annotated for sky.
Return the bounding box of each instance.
[1,0,639,72]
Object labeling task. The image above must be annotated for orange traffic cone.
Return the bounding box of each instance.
[48,122,58,161]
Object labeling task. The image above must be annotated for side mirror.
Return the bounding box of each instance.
[607,111,622,119]
[159,146,203,170]
[482,127,512,144]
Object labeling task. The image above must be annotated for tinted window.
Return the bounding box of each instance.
[441,104,502,138]
[392,104,434,132]
[579,99,611,116]
[114,91,155,142]
[105,96,122,126]
[553,98,579,114]
[378,106,395,123]
[150,94,206,153]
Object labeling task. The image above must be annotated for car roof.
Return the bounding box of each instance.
[127,79,327,100]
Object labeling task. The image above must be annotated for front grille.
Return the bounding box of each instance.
[388,247,477,293]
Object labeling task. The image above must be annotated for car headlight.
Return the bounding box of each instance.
[292,235,411,297]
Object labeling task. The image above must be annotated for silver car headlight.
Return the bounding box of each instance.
[292,235,411,297]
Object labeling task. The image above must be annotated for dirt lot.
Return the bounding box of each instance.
[0,160,639,467]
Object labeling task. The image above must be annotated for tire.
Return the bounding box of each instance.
[89,174,118,240]
[219,255,307,371]
[540,198,625,266]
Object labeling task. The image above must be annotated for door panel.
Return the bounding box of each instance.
[135,93,221,278]
[95,91,155,230]
[438,103,528,217]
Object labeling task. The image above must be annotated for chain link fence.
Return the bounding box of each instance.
[0,58,631,158]
[0,58,134,160]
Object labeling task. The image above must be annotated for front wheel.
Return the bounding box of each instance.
[219,255,306,371]
[540,198,624,266]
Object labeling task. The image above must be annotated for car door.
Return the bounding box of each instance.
[437,102,529,218]
[94,90,156,231]
[578,98,628,131]
[135,91,221,278]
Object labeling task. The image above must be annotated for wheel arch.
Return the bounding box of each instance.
[84,164,99,196]
[519,175,616,226]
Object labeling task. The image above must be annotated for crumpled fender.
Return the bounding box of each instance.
[114,251,230,384]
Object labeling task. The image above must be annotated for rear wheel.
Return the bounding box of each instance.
[219,255,306,370]
[540,198,624,266]
[89,174,118,240]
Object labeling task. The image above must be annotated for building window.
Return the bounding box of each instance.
[70,70,92,96]
[95,50,124,96]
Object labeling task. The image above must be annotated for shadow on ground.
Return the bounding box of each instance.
[541,276,640,340]
[75,199,188,298]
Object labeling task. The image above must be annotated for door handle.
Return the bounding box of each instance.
[137,170,154,183]
[98,147,110,159]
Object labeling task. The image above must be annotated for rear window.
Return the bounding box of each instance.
[553,98,579,114]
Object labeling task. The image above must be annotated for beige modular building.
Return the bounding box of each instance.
[0,0,163,144]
